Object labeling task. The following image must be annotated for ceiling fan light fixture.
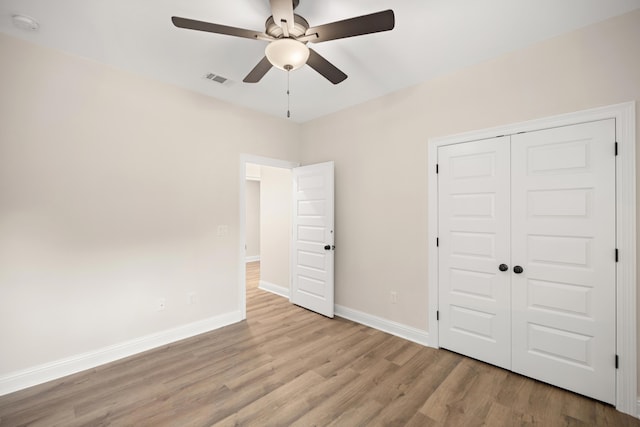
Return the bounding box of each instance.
[265,38,309,71]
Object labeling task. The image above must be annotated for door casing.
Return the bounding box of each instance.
[427,102,636,415]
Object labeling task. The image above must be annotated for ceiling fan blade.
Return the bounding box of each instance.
[243,56,273,83]
[172,16,263,40]
[307,48,347,85]
[305,10,395,43]
[269,0,295,32]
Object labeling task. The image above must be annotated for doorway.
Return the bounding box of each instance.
[239,156,336,319]
[239,155,299,320]
[245,162,293,300]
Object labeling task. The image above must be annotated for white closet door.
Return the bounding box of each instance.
[438,137,511,369]
[510,120,616,404]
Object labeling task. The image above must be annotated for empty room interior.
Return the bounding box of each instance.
[2,0,640,425]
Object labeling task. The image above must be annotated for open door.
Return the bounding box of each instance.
[290,161,335,318]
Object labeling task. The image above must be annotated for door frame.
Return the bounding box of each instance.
[427,102,636,414]
[239,154,299,320]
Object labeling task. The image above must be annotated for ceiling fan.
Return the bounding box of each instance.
[171,0,395,85]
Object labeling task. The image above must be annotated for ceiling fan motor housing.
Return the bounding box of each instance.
[265,14,309,39]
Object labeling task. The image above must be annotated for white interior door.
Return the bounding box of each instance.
[510,120,616,404]
[438,137,511,369]
[291,161,335,318]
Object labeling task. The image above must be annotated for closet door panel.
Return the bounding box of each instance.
[438,137,511,369]
[510,119,616,404]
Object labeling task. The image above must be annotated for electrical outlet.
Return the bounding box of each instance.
[390,291,398,304]
[157,298,166,311]
[187,292,196,305]
[217,225,229,237]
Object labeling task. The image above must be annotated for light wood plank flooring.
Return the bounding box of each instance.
[1,261,638,426]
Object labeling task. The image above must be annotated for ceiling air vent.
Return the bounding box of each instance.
[12,15,39,31]
[204,73,229,85]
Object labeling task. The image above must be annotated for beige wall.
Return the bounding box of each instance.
[259,166,292,291]
[300,8,640,385]
[245,179,260,259]
[0,33,300,375]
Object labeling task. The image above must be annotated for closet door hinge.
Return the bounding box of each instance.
[436,237,439,247]
[615,354,619,369]
[436,310,439,321]
[615,142,618,156]
[436,163,439,174]
[615,248,619,262]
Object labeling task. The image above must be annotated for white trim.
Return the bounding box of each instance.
[239,155,299,321]
[245,255,260,263]
[614,102,637,416]
[637,399,640,419]
[256,289,431,346]
[259,280,290,298]
[335,305,430,347]
[258,290,431,347]
[427,101,636,415]
[0,311,242,397]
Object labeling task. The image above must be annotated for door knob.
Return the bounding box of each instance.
[498,264,508,272]
[513,265,524,274]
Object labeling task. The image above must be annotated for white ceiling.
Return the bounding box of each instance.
[1,0,639,122]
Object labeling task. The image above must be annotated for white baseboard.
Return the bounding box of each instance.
[636,399,640,419]
[0,310,242,397]
[255,289,430,348]
[258,280,290,298]
[335,305,430,347]
[245,255,260,262]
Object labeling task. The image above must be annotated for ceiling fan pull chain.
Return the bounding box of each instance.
[286,65,291,118]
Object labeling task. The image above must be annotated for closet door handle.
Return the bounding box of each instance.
[498,264,509,272]
[513,265,524,274]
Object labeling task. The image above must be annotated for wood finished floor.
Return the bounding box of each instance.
[1,261,638,426]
